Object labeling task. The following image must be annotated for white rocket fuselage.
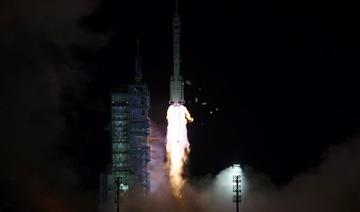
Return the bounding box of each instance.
[169,11,185,105]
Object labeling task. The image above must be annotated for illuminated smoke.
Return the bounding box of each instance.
[148,122,168,194]
[208,165,247,211]
[166,104,193,198]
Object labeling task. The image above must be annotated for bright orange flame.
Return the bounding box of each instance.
[166,104,193,198]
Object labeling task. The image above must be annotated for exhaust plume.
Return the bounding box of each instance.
[166,104,193,198]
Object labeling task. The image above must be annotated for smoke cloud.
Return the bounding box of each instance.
[123,126,360,212]
[241,138,360,212]
[148,122,169,193]
[0,0,103,211]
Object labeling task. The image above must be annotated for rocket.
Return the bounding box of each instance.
[169,1,185,105]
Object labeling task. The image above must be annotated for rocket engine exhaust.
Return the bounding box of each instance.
[166,104,193,198]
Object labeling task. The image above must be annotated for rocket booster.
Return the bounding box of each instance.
[169,5,185,105]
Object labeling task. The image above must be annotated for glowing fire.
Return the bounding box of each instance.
[166,104,193,198]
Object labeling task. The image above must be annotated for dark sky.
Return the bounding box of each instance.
[1,0,360,211]
[85,0,360,183]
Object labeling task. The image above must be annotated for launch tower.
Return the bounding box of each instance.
[100,40,151,210]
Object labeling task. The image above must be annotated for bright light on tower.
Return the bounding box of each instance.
[232,164,242,212]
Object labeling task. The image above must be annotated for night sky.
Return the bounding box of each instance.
[1,0,360,211]
[86,0,360,181]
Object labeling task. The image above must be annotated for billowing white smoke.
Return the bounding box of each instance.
[148,122,169,194]
[137,125,360,212]
[208,165,246,211]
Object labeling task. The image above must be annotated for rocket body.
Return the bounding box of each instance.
[166,2,194,198]
[169,11,185,105]
[170,75,184,105]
